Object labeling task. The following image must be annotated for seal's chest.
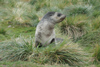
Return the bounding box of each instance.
[42,28,53,37]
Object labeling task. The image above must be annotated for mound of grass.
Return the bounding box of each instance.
[0,1,39,27]
[0,37,35,61]
[93,44,100,62]
[78,29,100,46]
[92,10,100,17]
[29,0,37,5]
[0,28,6,35]
[91,16,100,30]
[0,0,4,5]
[59,15,89,40]
[83,0,100,6]
[94,5,100,11]
[0,61,69,67]
[0,37,87,66]
[63,5,93,17]
[32,43,86,66]
[0,34,6,41]
[89,5,100,17]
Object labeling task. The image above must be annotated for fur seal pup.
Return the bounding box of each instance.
[35,12,66,47]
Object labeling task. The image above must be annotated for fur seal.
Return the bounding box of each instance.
[35,12,66,47]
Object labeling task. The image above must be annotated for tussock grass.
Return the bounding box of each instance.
[78,29,100,46]
[0,36,35,61]
[92,11,100,17]
[91,16,100,30]
[0,37,87,66]
[59,15,89,40]
[0,34,6,41]
[0,61,69,67]
[93,44,100,62]
[83,0,100,6]
[89,5,100,17]
[0,1,39,27]
[0,28,6,35]
[63,5,93,17]
[32,43,86,66]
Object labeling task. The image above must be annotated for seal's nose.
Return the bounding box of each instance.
[60,15,66,21]
[64,15,66,18]
[62,15,66,19]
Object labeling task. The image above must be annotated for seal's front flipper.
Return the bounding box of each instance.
[50,38,55,44]
[35,41,42,48]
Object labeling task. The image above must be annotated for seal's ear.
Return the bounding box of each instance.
[47,12,55,16]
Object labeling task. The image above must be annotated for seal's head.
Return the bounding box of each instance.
[42,12,66,24]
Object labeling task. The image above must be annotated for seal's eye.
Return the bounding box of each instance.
[57,13,61,17]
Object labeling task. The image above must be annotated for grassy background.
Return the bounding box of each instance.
[0,0,100,67]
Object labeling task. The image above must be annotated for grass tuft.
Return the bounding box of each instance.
[0,1,39,27]
[0,28,6,35]
[93,44,100,62]
[78,29,100,46]
[0,37,34,61]
[0,37,87,66]
[59,15,89,40]
[63,5,93,17]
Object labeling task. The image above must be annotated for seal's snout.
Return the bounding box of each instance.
[63,15,66,19]
[60,15,66,21]
[64,15,66,18]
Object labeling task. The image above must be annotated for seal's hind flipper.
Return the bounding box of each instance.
[55,38,64,44]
